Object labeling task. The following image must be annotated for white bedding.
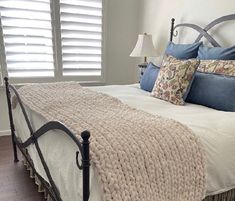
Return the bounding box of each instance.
[13,84,235,201]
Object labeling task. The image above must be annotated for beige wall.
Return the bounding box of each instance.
[139,0,235,56]
[0,0,140,132]
[0,87,8,132]
[105,0,140,84]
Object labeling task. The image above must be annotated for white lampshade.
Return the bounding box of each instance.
[130,33,156,57]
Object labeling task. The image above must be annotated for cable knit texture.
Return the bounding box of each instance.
[16,82,206,201]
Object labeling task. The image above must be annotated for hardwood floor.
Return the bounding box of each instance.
[0,136,44,201]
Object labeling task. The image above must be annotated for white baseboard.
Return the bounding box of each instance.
[0,130,10,137]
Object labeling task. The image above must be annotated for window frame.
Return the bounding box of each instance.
[0,0,106,85]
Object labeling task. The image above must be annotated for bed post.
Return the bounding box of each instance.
[4,77,19,163]
[81,130,90,201]
[170,18,175,42]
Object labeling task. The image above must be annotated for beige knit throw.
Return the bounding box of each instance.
[16,82,206,201]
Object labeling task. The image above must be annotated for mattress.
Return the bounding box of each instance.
[13,84,235,201]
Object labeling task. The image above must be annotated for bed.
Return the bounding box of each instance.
[4,14,235,201]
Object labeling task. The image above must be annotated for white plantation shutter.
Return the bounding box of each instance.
[60,0,102,76]
[0,0,54,78]
[0,0,103,81]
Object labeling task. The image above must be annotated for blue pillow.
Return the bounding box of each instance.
[165,41,202,59]
[198,46,235,60]
[198,45,235,60]
[140,62,160,92]
[186,72,235,111]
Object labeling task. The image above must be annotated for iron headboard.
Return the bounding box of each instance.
[170,14,235,47]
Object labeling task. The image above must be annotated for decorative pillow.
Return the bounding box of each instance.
[151,56,200,105]
[186,72,235,111]
[140,62,160,92]
[198,45,235,60]
[165,41,202,59]
[198,60,235,76]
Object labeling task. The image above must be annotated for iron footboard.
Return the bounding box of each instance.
[4,77,90,201]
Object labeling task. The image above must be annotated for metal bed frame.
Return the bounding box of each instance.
[170,14,235,47]
[4,77,90,201]
[4,14,235,201]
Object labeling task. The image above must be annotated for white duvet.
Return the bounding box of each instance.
[13,84,235,201]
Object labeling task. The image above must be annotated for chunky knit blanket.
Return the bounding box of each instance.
[16,82,206,201]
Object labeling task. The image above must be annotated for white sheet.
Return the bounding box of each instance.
[13,84,235,201]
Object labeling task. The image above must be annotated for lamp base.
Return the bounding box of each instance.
[138,62,148,76]
[138,62,148,69]
[138,62,148,82]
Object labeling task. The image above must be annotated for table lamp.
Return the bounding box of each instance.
[130,33,156,72]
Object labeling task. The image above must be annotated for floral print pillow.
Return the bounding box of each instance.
[198,60,235,76]
[151,56,200,105]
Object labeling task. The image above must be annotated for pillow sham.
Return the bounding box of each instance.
[198,45,235,60]
[186,72,235,112]
[151,56,200,105]
[197,60,235,76]
[140,62,160,92]
[165,41,202,59]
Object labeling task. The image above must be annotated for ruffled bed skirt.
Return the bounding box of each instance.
[22,156,235,201]
[203,189,235,201]
[22,157,53,201]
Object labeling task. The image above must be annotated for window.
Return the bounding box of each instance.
[0,0,54,78]
[0,0,103,83]
[60,0,102,76]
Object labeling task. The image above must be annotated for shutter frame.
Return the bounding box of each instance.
[60,0,103,77]
[0,0,55,78]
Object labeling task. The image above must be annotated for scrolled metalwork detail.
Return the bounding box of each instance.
[170,14,235,47]
[76,151,83,170]
[172,23,221,47]
[173,30,178,37]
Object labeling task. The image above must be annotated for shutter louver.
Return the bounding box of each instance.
[0,0,54,78]
[60,0,102,76]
